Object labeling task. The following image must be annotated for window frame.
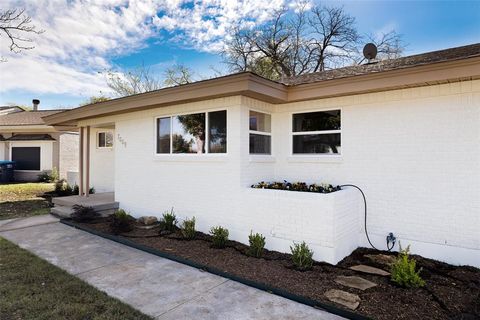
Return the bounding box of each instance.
[290,108,342,156]
[10,146,42,171]
[97,131,114,149]
[154,109,228,156]
[249,109,272,155]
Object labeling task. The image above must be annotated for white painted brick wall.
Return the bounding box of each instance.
[82,80,480,267]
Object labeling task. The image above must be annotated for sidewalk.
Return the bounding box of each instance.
[0,216,343,320]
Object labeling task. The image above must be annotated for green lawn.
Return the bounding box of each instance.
[0,237,152,320]
[0,183,54,220]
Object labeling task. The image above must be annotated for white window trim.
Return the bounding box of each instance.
[97,131,114,149]
[290,108,342,157]
[154,109,228,156]
[249,109,272,155]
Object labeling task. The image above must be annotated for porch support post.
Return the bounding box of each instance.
[79,127,84,196]
[85,126,91,198]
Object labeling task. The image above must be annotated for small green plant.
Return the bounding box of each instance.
[248,231,266,258]
[71,205,99,223]
[110,209,134,234]
[391,245,425,288]
[210,226,229,248]
[181,217,196,240]
[290,241,314,270]
[160,208,177,232]
[54,179,72,196]
[38,167,59,183]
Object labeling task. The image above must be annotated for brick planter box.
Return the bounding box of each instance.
[242,187,362,264]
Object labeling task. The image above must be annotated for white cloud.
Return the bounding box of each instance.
[0,0,285,98]
[152,0,285,52]
[0,0,159,97]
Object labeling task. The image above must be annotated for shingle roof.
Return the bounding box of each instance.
[6,134,56,141]
[0,110,65,126]
[283,43,480,86]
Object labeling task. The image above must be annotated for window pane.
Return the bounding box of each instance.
[292,110,340,132]
[172,113,205,154]
[98,132,106,148]
[105,132,114,147]
[208,110,227,153]
[12,147,41,170]
[250,134,271,154]
[249,111,271,132]
[157,117,171,154]
[293,133,341,154]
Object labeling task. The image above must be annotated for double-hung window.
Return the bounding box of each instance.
[292,110,341,154]
[249,111,271,154]
[156,110,227,154]
[98,131,114,148]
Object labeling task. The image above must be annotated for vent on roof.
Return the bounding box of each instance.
[32,99,40,111]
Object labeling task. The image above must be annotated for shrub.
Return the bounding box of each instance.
[248,232,266,258]
[71,205,99,223]
[160,208,177,232]
[38,167,59,183]
[54,179,71,196]
[181,217,196,240]
[110,209,134,234]
[391,245,425,288]
[210,226,229,248]
[290,241,314,270]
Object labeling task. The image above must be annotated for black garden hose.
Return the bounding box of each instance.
[340,184,394,252]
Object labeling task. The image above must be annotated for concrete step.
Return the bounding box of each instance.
[50,206,74,218]
[51,205,116,219]
[52,192,116,207]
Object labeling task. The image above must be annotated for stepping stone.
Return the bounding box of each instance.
[349,264,390,276]
[325,289,360,310]
[335,276,377,291]
[365,254,396,267]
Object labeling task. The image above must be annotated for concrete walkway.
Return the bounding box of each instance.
[0,216,344,320]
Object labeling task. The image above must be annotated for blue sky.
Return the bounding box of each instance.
[1,0,479,110]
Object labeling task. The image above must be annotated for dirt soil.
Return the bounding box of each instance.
[0,183,54,220]
[74,218,480,320]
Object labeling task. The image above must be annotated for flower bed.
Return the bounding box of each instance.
[64,217,480,320]
[251,180,342,193]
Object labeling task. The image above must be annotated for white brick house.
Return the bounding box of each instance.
[45,44,480,267]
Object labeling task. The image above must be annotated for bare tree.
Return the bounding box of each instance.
[0,8,43,53]
[223,4,404,80]
[163,64,194,87]
[105,63,162,96]
[308,6,360,72]
[366,30,405,60]
[81,95,110,106]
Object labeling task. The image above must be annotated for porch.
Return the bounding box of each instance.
[50,192,119,218]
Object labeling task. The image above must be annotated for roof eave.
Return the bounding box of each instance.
[287,56,480,102]
[43,72,288,126]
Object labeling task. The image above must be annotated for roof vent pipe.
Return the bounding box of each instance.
[32,99,40,111]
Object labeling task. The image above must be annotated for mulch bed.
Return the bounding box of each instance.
[71,217,480,320]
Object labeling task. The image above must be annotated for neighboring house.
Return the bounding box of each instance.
[0,101,79,182]
[44,43,480,267]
